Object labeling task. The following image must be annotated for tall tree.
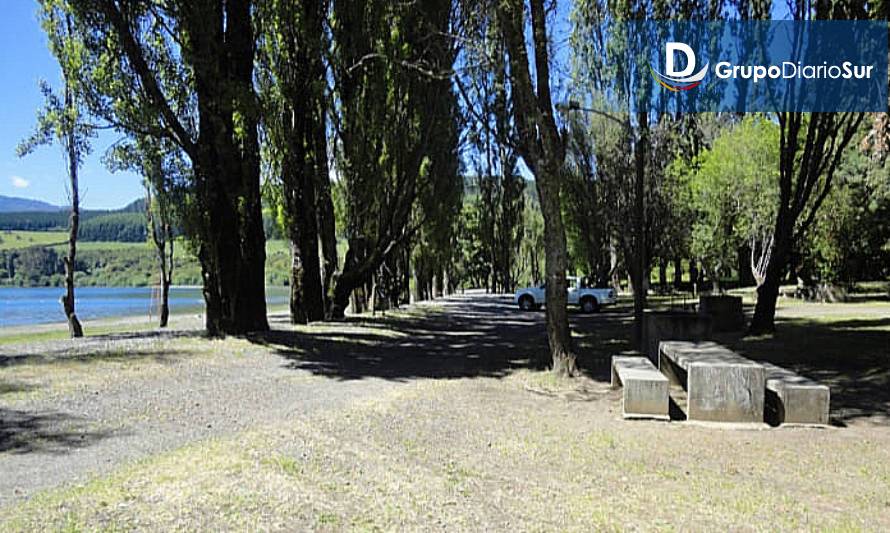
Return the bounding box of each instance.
[145,169,176,328]
[570,0,722,342]
[497,0,575,375]
[18,10,91,338]
[106,136,184,328]
[257,0,333,323]
[60,0,269,335]
[748,0,868,333]
[329,0,457,317]
[457,14,525,295]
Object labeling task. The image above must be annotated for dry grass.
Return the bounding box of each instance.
[3,375,889,531]
[1,295,888,531]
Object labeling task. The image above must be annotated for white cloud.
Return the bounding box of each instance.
[10,176,30,189]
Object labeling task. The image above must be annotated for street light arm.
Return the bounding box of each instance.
[556,101,628,128]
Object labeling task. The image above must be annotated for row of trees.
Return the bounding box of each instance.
[24,0,887,374]
[564,0,878,339]
[25,0,465,336]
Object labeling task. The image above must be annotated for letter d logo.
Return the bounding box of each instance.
[650,41,709,91]
[666,42,696,77]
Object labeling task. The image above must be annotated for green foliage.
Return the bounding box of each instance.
[0,211,71,231]
[804,138,890,282]
[79,213,147,242]
[454,186,542,290]
[670,116,779,283]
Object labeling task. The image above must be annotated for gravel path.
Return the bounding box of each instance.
[0,293,545,506]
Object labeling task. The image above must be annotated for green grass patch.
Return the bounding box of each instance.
[0,230,67,250]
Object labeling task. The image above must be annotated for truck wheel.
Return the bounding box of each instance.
[518,295,535,311]
[580,297,599,314]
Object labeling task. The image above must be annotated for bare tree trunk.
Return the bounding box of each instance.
[631,111,649,347]
[289,240,308,324]
[498,0,574,375]
[749,237,788,334]
[369,273,378,316]
[160,261,171,328]
[62,77,83,339]
[673,256,682,289]
[610,238,621,293]
[147,188,174,328]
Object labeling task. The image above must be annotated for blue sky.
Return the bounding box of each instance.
[0,1,142,209]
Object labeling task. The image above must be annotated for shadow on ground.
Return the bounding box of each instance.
[253,294,888,425]
[250,295,633,384]
[724,316,890,426]
[0,408,115,454]
[252,296,552,381]
[0,330,203,369]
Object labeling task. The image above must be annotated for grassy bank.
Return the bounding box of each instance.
[0,231,293,287]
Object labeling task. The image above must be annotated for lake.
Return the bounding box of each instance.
[0,286,290,328]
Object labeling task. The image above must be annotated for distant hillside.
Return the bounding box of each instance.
[0,197,146,238]
[0,195,63,213]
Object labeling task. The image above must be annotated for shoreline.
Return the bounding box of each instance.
[0,291,290,343]
[0,285,289,332]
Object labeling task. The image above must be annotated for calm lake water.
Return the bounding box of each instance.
[0,286,289,328]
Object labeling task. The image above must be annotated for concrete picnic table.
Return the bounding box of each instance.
[658,341,765,423]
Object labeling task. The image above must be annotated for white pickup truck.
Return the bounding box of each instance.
[514,276,617,313]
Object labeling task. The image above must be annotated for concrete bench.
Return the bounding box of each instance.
[659,341,765,423]
[762,363,830,425]
[611,355,669,420]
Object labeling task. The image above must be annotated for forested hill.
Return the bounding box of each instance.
[0,198,147,242]
[0,195,63,213]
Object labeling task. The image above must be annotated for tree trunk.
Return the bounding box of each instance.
[750,263,783,334]
[159,274,171,328]
[433,271,443,298]
[62,78,83,338]
[610,238,621,293]
[749,230,791,334]
[283,153,325,323]
[289,241,307,324]
[190,0,268,336]
[537,163,575,374]
[147,187,174,329]
[61,176,83,338]
[658,259,667,291]
[632,111,649,347]
[318,178,338,313]
[673,257,682,289]
[498,0,574,375]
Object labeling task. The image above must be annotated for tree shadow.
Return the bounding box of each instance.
[724,316,890,425]
[0,330,203,368]
[251,296,548,381]
[0,408,116,455]
[250,295,635,385]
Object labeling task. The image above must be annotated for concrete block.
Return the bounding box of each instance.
[699,295,745,332]
[763,363,830,425]
[643,311,713,363]
[611,355,669,420]
[660,341,765,423]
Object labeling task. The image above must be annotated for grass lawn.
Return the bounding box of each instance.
[0,230,67,251]
[1,294,888,530]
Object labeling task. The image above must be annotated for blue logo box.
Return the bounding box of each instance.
[607,21,887,112]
